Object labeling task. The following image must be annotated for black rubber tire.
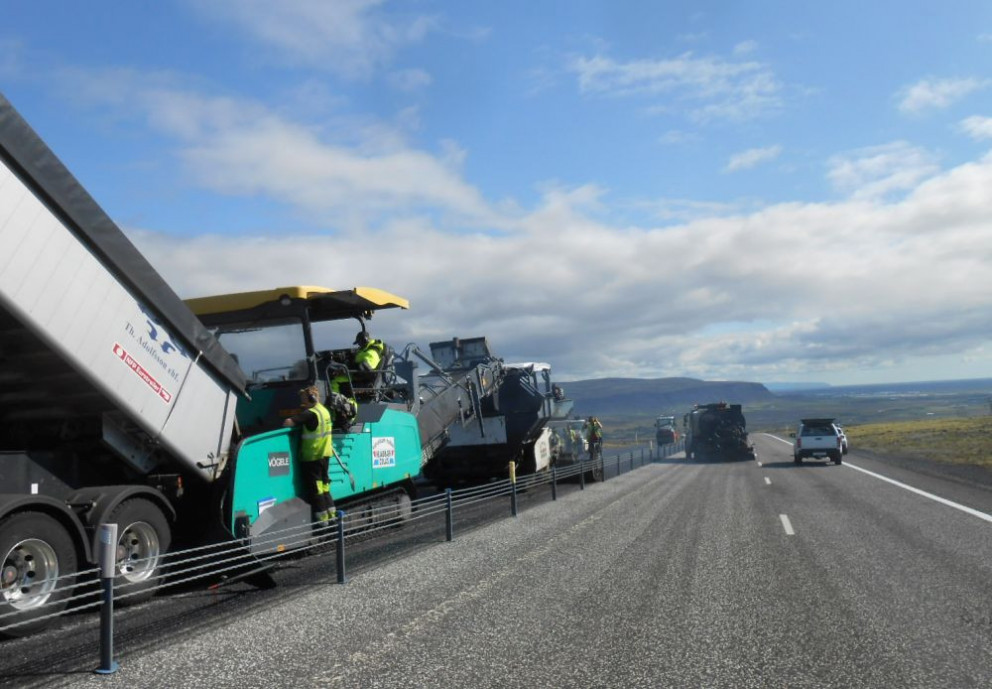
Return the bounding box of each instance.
[0,511,78,638]
[107,499,171,605]
[590,458,604,482]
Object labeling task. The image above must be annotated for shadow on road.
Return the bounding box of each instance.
[759,460,839,469]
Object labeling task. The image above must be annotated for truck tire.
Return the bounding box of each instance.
[108,499,171,605]
[831,452,842,465]
[0,511,78,637]
[590,458,604,482]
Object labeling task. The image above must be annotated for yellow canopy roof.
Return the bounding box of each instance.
[185,285,409,321]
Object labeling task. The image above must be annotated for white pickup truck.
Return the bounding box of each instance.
[792,418,844,465]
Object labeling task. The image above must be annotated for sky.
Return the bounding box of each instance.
[2,1,992,386]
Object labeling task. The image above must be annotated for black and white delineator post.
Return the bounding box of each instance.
[94,523,119,675]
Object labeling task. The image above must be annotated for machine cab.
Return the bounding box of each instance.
[186,286,409,436]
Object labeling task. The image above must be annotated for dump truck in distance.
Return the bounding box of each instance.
[683,402,756,462]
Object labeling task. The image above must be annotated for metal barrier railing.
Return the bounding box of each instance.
[0,438,686,671]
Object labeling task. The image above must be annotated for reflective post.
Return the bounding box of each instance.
[509,461,518,517]
[445,489,454,541]
[94,523,119,675]
[336,510,348,584]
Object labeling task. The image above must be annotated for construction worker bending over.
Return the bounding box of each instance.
[328,358,359,431]
[283,385,335,523]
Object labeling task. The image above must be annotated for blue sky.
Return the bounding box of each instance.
[3,1,992,385]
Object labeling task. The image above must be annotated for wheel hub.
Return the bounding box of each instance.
[116,521,160,582]
[2,563,19,587]
[1,539,58,609]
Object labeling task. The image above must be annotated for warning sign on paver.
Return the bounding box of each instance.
[372,437,396,468]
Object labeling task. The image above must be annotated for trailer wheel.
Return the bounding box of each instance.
[108,499,170,604]
[0,511,78,637]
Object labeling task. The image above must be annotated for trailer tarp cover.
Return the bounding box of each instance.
[0,94,246,392]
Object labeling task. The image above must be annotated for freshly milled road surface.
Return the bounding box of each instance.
[4,437,992,688]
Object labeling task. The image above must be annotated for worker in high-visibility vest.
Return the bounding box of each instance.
[282,385,335,523]
[584,416,604,461]
[329,368,358,430]
[353,330,385,372]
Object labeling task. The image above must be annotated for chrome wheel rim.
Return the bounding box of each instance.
[1,538,60,610]
[117,521,160,583]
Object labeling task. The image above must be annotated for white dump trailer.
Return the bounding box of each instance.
[0,93,251,635]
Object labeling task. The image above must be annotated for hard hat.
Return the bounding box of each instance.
[354,330,370,345]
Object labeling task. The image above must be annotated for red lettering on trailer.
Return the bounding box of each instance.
[113,342,172,403]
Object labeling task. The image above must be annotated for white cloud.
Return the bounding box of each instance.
[959,115,992,140]
[62,71,500,229]
[45,65,992,383]
[724,145,781,173]
[826,141,939,199]
[569,51,782,122]
[127,149,992,382]
[897,77,990,113]
[188,0,438,79]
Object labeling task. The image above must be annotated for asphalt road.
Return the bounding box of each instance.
[3,438,992,688]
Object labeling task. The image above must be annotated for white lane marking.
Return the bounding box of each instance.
[764,477,771,485]
[763,432,992,524]
[843,462,992,524]
[780,514,795,535]
[757,461,763,467]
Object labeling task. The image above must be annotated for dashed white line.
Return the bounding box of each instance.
[779,514,795,535]
[760,432,992,524]
[764,477,771,485]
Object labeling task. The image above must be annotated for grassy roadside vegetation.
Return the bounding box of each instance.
[846,416,992,469]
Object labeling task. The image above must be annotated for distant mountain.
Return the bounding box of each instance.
[557,377,775,418]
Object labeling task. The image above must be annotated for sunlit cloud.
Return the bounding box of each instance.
[187,0,438,79]
[959,115,992,140]
[897,77,989,113]
[724,145,781,172]
[827,141,939,199]
[568,51,783,122]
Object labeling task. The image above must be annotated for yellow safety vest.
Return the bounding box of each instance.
[300,403,333,462]
[355,339,385,370]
